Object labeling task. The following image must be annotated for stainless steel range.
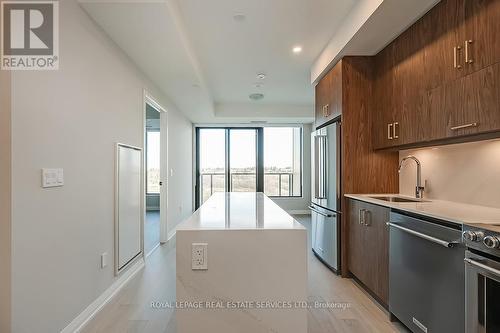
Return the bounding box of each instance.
[463,225,500,333]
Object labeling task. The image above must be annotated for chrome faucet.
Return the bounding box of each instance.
[398,155,425,199]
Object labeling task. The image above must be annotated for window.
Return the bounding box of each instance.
[196,126,302,207]
[264,127,302,197]
[146,131,160,194]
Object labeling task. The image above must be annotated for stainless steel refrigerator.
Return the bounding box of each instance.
[310,119,341,273]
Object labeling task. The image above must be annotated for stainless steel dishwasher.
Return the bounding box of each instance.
[387,211,465,333]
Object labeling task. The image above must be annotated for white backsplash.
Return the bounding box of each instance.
[399,139,500,208]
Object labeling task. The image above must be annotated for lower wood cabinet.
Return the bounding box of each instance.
[347,199,389,306]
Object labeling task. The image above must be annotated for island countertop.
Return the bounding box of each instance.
[177,192,305,231]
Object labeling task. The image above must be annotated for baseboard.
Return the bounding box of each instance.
[287,210,311,215]
[61,258,145,333]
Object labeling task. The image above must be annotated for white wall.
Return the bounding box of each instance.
[0,40,12,332]
[271,124,312,214]
[10,1,192,332]
[399,140,500,208]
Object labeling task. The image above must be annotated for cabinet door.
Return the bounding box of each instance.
[455,62,500,136]
[315,61,342,128]
[392,23,429,145]
[347,199,390,305]
[315,78,326,128]
[462,0,500,75]
[347,200,366,280]
[427,62,500,140]
[328,61,342,120]
[361,204,390,305]
[373,45,396,149]
[422,0,464,91]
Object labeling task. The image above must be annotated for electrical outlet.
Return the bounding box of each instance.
[192,243,208,270]
[101,252,108,268]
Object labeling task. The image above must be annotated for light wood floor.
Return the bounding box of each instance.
[82,215,408,333]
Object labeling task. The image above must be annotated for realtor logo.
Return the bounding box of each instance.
[1,1,59,70]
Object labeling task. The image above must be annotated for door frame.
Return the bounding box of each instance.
[143,90,169,250]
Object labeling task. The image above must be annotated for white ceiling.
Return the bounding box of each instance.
[175,0,357,107]
[80,0,438,124]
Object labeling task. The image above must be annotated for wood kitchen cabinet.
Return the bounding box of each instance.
[347,199,389,306]
[462,0,500,75]
[427,62,500,140]
[315,60,342,128]
[373,0,500,149]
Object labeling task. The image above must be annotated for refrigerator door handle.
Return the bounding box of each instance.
[314,135,320,199]
[321,135,328,199]
[308,206,336,217]
[315,135,327,200]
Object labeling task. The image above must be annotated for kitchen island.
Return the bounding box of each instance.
[176,192,307,333]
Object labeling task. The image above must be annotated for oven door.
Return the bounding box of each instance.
[465,250,500,333]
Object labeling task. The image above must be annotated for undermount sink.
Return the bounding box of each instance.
[368,196,429,203]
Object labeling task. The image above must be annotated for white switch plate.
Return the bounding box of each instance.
[192,243,208,270]
[42,168,64,188]
[101,252,108,268]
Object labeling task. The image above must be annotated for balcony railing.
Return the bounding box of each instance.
[200,172,294,203]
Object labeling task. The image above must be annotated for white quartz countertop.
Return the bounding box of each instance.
[177,192,305,231]
[345,194,500,227]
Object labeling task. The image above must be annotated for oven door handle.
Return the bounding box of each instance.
[386,222,459,248]
[464,258,500,277]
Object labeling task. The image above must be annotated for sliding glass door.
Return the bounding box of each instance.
[229,129,257,192]
[196,127,302,208]
[198,129,227,204]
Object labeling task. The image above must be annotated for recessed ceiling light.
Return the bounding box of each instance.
[257,73,266,80]
[249,93,264,101]
[293,46,303,54]
[254,82,263,88]
[233,14,246,22]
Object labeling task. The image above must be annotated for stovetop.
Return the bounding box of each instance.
[463,225,500,257]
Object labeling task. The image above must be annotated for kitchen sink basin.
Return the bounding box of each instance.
[368,196,429,203]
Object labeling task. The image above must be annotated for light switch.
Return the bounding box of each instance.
[42,168,64,188]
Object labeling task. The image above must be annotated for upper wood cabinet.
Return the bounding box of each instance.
[461,0,500,75]
[373,0,500,150]
[315,60,342,128]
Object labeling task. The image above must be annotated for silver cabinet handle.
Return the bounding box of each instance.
[454,46,462,69]
[308,206,335,218]
[387,123,393,140]
[465,40,473,64]
[359,209,365,225]
[450,122,478,131]
[464,258,500,277]
[363,210,370,226]
[386,222,459,248]
[393,122,399,139]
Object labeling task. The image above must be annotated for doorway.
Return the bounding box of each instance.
[144,93,167,256]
